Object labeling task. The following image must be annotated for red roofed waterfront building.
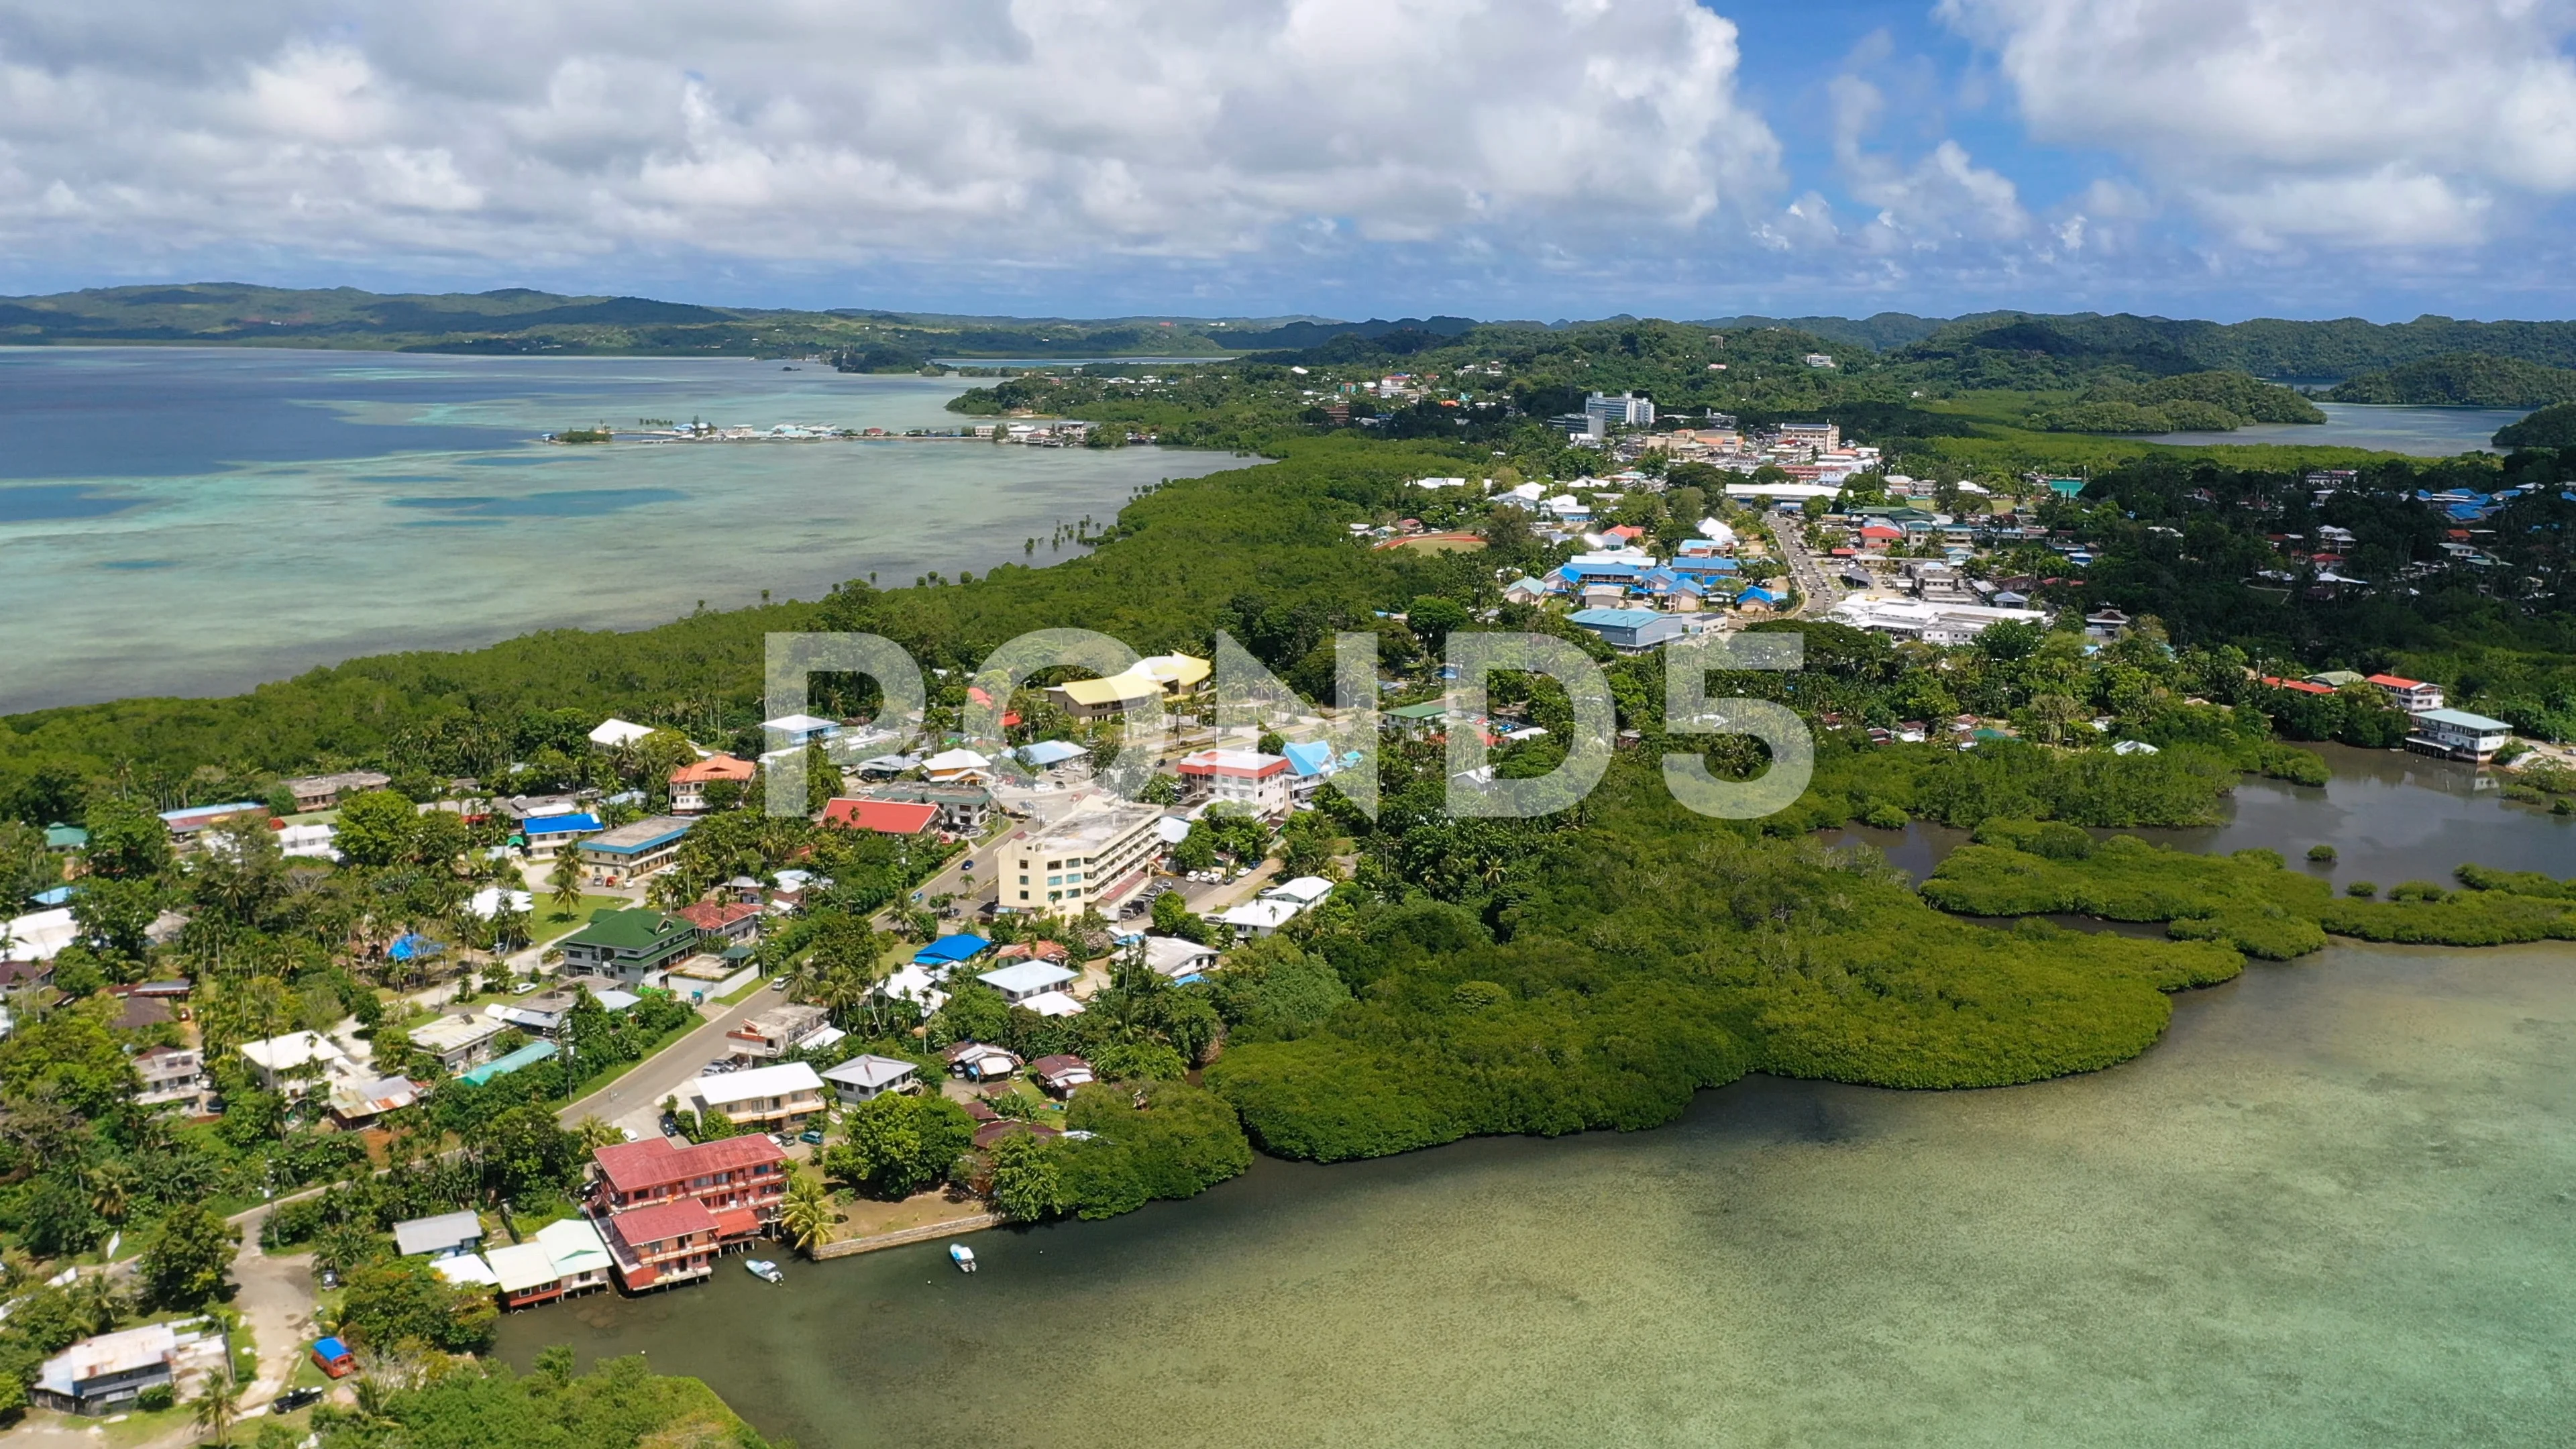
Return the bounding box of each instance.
[598,1197,719,1292]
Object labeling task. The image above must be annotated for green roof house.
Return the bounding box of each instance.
[557,909,698,984]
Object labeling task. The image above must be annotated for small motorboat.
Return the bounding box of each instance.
[745,1259,784,1284]
[949,1244,977,1273]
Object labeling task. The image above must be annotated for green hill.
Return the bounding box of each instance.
[2494,402,2576,449]
[2323,352,2576,407]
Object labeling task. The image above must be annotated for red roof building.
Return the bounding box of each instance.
[674,899,762,947]
[590,1134,789,1234]
[669,755,757,814]
[819,798,940,835]
[598,1197,719,1292]
[2259,676,2337,696]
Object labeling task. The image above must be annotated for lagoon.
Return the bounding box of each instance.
[498,765,2576,1448]
[2143,401,2528,455]
[0,348,1246,712]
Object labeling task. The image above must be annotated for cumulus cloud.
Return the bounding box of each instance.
[1942,0,2576,248]
[0,0,1782,280]
[1813,69,2028,255]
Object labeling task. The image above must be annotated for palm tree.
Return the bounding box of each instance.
[572,1116,624,1152]
[192,1371,243,1447]
[82,1161,136,1227]
[547,855,583,922]
[778,1173,834,1257]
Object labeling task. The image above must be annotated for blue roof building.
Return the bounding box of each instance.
[1281,740,1338,778]
[387,933,442,963]
[1566,608,1687,651]
[460,1040,557,1086]
[914,933,992,968]
[523,813,602,838]
[1016,740,1090,768]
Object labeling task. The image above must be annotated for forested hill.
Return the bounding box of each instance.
[2325,353,2576,408]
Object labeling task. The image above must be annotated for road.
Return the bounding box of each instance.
[1768,515,1842,619]
[554,987,786,1139]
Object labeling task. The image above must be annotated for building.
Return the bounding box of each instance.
[1029,1054,1095,1096]
[1048,653,1210,719]
[947,1042,1022,1081]
[1214,899,1300,940]
[1015,740,1092,783]
[726,1003,833,1063]
[1827,596,2049,647]
[280,771,392,812]
[1175,749,1293,818]
[238,1030,352,1097]
[133,1046,208,1113]
[976,960,1078,1005]
[675,899,762,950]
[1139,935,1220,980]
[589,718,657,749]
[860,781,998,835]
[821,1053,920,1104]
[578,816,694,886]
[1777,422,1840,451]
[599,1197,721,1293]
[329,1073,421,1128]
[1584,391,1654,434]
[668,755,757,814]
[392,1210,486,1260]
[485,1217,614,1309]
[1566,607,1688,652]
[2368,674,2447,712]
[684,1061,828,1132]
[411,1014,508,1074]
[2406,708,2514,761]
[591,1133,790,1218]
[557,910,699,983]
[1263,876,1335,910]
[1002,800,1167,916]
[820,798,939,836]
[521,812,602,861]
[31,1323,223,1415]
[460,1041,559,1086]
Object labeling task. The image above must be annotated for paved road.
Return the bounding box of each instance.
[554,987,786,1138]
[1769,516,1842,619]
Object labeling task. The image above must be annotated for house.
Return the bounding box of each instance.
[2261,676,2337,698]
[820,798,939,836]
[668,755,757,814]
[822,1054,920,1104]
[1029,1054,1095,1096]
[1140,935,1220,980]
[1175,749,1293,818]
[2406,708,2514,761]
[676,899,762,949]
[329,1074,421,1128]
[393,1210,485,1260]
[1017,989,1085,1017]
[32,1323,223,1416]
[238,1031,352,1097]
[1501,576,1552,606]
[761,713,841,748]
[1002,800,1167,917]
[683,1061,828,1132]
[725,1004,833,1063]
[1049,672,1163,719]
[557,910,699,984]
[485,1217,614,1309]
[411,1014,508,1074]
[1280,739,1345,802]
[1,907,76,965]
[914,933,994,971]
[588,718,657,749]
[946,1041,1022,1081]
[1214,899,1300,940]
[976,960,1078,1005]
[920,748,994,784]
[157,802,264,849]
[591,1134,790,1221]
[1263,876,1335,910]
[2367,674,2446,712]
[1566,607,1687,652]
[854,782,996,835]
[133,1046,208,1113]
[578,816,694,886]
[280,771,392,812]
[599,1197,721,1293]
[1016,740,1092,782]
[2084,608,2132,639]
[520,812,602,861]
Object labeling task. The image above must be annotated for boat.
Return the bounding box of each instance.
[745,1259,784,1284]
[949,1244,976,1273]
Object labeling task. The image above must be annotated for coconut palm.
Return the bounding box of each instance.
[778,1173,835,1257]
[192,1370,243,1446]
[547,855,583,921]
[572,1115,624,1152]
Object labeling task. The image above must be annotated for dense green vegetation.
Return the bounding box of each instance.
[2324,352,2576,407]
[313,1352,767,1449]
[2029,371,2324,433]
[2493,402,2576,449]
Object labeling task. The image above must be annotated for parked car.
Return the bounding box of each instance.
[274,1387,325,1413]
[798,1128,825,1145]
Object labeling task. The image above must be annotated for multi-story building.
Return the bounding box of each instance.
[1002,800,1169,916]
[556,909,699,984]
[578,816,694,887]
[1584,391,1654,434]
[667,755,757,814]
[591,1134,791,1219]
[1174,749,1293,818]
[132,1046,207,1114]
[2368,674,2447,712]
[2406,708,2514,761]
[598,1197,720,1293]
[279,771,392,812]
[724,1004,833,1063]
[682,1062,828,1133]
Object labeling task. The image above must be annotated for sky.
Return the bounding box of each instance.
[3,0,2575,323]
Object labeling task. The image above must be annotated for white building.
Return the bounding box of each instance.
[1174,749,1293,818]
[683,1061,826,1132]
[1827,595,2049,647]
[976,960,1079,1004]
[237,1030,354,1097]
[821,1054,920,1104]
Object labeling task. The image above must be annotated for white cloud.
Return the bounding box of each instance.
[1825,73,2029,250]
[0,0,1782,278]
[1943,0,2576,247]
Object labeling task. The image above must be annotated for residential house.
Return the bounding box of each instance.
[920,748,994,783]
[2406,708,2514,761]
[1263,876,1335,910]
[1214,899,1299,940]
[1175,749,1293,818]
[589,718,656,749]
[820,798,939,836]
[156,802,264,851]
[2368,674,2447,712]
[1566,608,1687,652]
[668,755,756,814]
[328,1073,420,1129]
[1002,800,1167,917]
[599,1197,721,1293]
[853,781,996,835]
[485,1217,614,1309]
[411,1014,507,1074]
[1501,576,1552,606]
[1280,739,1345,804]
[520,812,602,861]
[557,910,699,984]
[393,1210,484,1260]
[1139,935,1220,980]
[1029,1054,1096,1096]
[821,1054,920,1104]
[946,1041,1022,1081]
[237,1030,351,1097]
[133,1046,207,1114]
[976,960,1077,1005]
[725,1004,833,1063]
[578,816,694,886]
[683,1061,827,1132]
[280,771,391,812]
[31,1323,224,1416]
[676,899,762,951]
[1049,653,1210,719]
[913,934,993,972]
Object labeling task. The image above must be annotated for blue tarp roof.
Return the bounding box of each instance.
[387,933,442,962]
[1281,740,1336,777]
[914,933,992,966]
[313,1337,351,1360]
[460,1040,557,1086]
[524,813,601,835]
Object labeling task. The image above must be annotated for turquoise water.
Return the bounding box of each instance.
[0,348,1245,710]
[498,772,2576,1448]
[2143,402,2528,454]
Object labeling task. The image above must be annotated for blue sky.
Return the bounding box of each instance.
[3,0,2573,323]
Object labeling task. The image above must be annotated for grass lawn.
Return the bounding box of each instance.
[533,893,632,940]
[827,1185,991,1242]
